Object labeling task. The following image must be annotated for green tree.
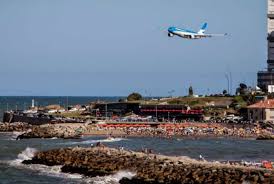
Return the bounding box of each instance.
[236,83,248,95]
[127,92,142,101]
[188,86,194,96]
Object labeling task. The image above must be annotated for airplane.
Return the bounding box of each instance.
[167,23,227,39]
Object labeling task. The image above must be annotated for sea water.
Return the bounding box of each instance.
[0,133,274,183]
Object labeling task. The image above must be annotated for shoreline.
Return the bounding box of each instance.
[0,130,258,139]
[1,122,273,140]
[82,132,259,140]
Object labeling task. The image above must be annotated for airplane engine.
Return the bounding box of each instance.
[168,33,174,37]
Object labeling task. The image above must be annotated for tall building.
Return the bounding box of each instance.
[257,0,274,91]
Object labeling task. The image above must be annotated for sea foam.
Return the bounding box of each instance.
[8,147,134,183]
[9,147,37,166]
[85,170,136,184]
[65,137,127,145]
[17,147,37,161]
[9,147,83,180]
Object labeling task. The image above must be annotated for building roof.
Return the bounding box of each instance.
[247,100,274,109]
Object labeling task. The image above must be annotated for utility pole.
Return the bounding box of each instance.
[225,74,230,95]
[105,103,108,120]
[95,109,98,118]
[229,72,232,95]
[66,96,69,111]
[155,104,158,121]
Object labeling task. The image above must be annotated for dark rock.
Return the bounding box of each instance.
[0,122,32,132]
[257,134,274,140]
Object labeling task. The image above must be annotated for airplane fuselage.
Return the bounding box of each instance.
[168,27,205,39]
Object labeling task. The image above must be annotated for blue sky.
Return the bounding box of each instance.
[0,0,267,96]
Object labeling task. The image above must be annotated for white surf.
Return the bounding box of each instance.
[65,137,127,145]
[8,147,82,180]
[6,147,135,183]
[84,170,136,184]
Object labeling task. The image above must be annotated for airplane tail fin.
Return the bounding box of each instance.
[198,23,207,34]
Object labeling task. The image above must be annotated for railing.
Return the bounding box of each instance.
[140,109,203,114]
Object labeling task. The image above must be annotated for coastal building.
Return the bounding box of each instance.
[92,102,204,121]
[92,102,140,117]
[247,99,274,121]
[139,104,203,121]
[45,105,66,114]
[257,0,274,91]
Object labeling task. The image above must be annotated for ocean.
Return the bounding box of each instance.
[0,96,123,121]
[0,133,274,184]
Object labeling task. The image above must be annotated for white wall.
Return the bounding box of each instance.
[268,0,274,33]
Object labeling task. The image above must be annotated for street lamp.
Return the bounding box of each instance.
[225,74,230,95]
[155,104,158,122]
[229,72,232,94]
[105,103,108,120]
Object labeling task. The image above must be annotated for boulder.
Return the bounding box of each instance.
[16,124,82,139]
[0,122,32,132]
[256,134,274,140]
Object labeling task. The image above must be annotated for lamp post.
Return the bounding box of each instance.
[66,96,69,111]
[105,104,108,120]
[155,104,158,122]
[225,74,230,95]
[95,109,99,118]
[229,72,232,94]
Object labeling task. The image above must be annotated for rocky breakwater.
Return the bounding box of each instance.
[0,122,32,132]
[17,124,85,139]
[23,146,274,183]
[257,134,274,140]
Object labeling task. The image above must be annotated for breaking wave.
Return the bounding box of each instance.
[84,170,136,184]
[8,147,82,180]
[11,147,37,165]
[11,131,23,140]
[65,137,127,145]
[6,147,134,183]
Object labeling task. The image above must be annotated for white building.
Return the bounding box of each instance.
[247,99,274,121]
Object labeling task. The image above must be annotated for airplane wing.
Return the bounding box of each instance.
[201,33,228,37]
